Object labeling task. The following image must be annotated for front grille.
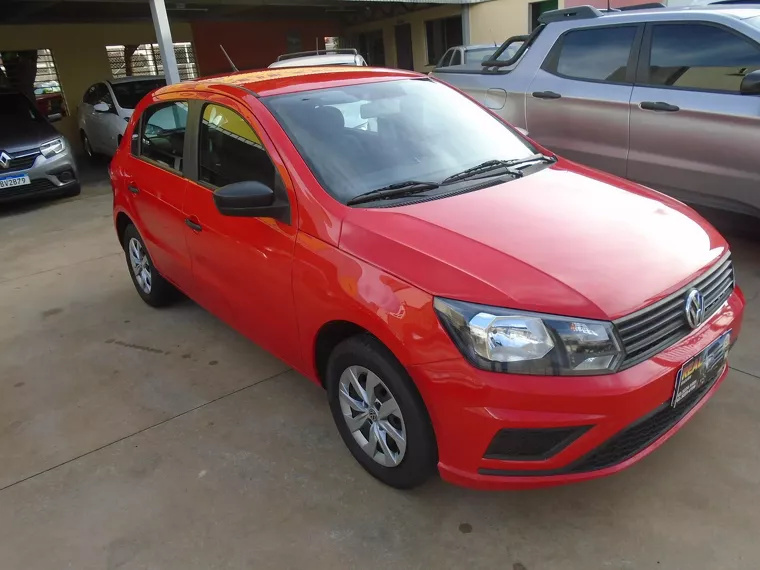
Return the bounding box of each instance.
[0,178,55,199]
[568,363,724,473]
[616,255,734,369]
[2,150,41,172]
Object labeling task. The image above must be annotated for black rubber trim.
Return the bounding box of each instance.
[484,425,592,461]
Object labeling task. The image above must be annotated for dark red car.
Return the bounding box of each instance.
[110,67,744,490]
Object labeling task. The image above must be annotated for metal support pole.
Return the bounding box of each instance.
[149,0,180,84]
[462,4,471,46]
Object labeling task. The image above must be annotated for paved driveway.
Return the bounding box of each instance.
[1,178,759,570]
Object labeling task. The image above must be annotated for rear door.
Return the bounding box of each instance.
[526,24,642,178]
[628,21,760,214]
[127,99,194,293]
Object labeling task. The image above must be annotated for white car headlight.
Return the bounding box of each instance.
[434,297,623,375]
[40,138,65,158]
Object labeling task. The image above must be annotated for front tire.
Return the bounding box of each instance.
[122,224,175,307]
[326,334,437,489]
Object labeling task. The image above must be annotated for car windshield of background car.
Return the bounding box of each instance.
[264,78,536,203]
[0,93,43,122]
[111,79,166,109]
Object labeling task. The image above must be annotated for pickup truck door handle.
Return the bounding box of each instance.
[128,185,139,194]
[185,218,202,232]
[640,101,680,112]
[532,91,562,100]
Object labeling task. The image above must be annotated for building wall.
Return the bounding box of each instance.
[469,0,565,44]
[191,19,343,76]
[344,4,463,73]
[0,22,193,152]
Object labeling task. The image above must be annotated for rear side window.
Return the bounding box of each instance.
[551,26,637,83]
[139,101,188,171]
[645,24,760,93]
[199,104,275,189]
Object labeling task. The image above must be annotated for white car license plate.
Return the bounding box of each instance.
[0,174,31,189]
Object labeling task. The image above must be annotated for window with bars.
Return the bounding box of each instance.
[106,42,198,81]
[0,49,67,119]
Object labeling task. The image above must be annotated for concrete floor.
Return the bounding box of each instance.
[1,175,759,570]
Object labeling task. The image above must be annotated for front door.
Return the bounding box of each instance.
[526,24,641,179]
[395,24,414,70]
[628,22,760,214]
[182,99,301,365]
[127,99,193,293]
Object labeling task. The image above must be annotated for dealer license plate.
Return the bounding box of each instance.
[0,174,31,189]
[672,331,731,408]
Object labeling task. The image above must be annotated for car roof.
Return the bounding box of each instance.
[166,66,420,98]
[108,75,165,85]
[268,54,361,68]
[548,4,760,26]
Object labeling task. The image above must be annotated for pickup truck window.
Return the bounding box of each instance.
[439,49,453,68]
[645,23,760,93]
[551,26,637,83]
[451,50,462,66]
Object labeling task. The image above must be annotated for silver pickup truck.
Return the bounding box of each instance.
[431,4,760,217]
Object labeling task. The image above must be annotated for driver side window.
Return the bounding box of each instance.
[139,101,188,172]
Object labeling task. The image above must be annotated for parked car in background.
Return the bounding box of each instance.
[268,48,367,68]
[434,43,523,70]
[432,4,760,217]
[78,76,165,159]
[111,67,743,491]
[34,81,66,121]
[0,88,79,203]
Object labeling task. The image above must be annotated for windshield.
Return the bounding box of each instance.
[465,48,496,64]
[110,79,165,109]
[263,79,536,204]
[0,92,42,121]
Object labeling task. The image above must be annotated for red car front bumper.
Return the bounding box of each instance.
[411,289,745,490]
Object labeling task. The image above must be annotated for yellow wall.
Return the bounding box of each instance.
[345,5,463,73]
[0,22,193,152]
[469,0,565,45]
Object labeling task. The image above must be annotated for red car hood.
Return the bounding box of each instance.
[339,163,728,320]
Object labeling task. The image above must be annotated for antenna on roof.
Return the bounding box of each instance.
[219,45,238,72]
[490,28,497,46]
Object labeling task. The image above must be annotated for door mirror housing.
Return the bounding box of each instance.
[213,180,288,219]
[93,102,111,113]
[740,70,760,95]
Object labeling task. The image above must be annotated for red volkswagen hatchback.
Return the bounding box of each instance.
[110,67,744,490]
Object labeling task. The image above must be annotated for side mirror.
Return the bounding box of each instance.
[213,180,288,219]
[740,70,760,95]
[93,102,111,113]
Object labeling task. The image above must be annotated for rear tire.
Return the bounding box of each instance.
[326,334,437,489]
[122,224,176,307]
[80,130,99,163]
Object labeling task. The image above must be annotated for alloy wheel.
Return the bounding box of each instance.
[338,365,407,467]
[128,237,152,294]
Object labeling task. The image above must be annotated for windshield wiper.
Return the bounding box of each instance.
[346,180,440,206]
[442,154,555,184]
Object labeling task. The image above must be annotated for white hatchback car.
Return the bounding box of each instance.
[77,76,165,158]
[268,49,367,69]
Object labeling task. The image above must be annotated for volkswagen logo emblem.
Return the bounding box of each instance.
[0,151,10,169]
[684,289,705,329]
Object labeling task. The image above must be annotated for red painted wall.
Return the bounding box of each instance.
[191,19,343,76]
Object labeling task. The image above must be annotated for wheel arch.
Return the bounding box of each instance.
[115,211,133,249]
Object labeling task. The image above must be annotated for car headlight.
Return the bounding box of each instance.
[433,297,623,376]
[40,138,65,158]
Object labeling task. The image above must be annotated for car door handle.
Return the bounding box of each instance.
[640,101,680,112]
[532,91,562,100]
[185,218,202,232]
[128,184,139,194]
